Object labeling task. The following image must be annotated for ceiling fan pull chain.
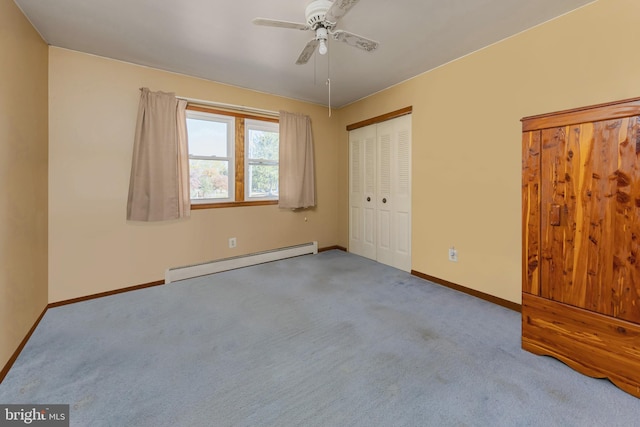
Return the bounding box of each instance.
[313,51,317,85]
[326,77,331,117]
[326,45,331,117]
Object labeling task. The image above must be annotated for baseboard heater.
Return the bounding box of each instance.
[165,241,318,284]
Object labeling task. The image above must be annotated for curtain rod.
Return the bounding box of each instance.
[138,88,280,118]
[176,96,279,118]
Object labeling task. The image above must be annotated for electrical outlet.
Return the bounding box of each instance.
[448,246,458,262]
[229,237,237,248]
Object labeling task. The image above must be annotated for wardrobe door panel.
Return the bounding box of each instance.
[612,116,640,323]
[540,117,640,321]
[522,130,541,295]
[540,124,592,307]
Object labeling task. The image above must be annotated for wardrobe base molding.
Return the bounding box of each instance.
[522,293,640,398]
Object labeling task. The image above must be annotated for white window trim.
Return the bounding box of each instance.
[244,119,279,201]
[186,110,235,204]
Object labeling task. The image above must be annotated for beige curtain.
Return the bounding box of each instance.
[175,99,190,217]
[278,110,316,209]
[127,88,190,221]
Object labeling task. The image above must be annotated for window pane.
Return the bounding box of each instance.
[247,164,278,198]
[189,159,229,199]
[186,118,228,157]
[247,128,278,160]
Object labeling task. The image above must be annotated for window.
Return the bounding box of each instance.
[245,119,279,200]
[186,111,234,202]
[186,106,279,208]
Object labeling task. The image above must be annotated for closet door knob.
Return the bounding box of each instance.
[382,198,387,203]
[366,197,371,202]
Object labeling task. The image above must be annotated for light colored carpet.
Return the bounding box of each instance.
[1,250,638,426]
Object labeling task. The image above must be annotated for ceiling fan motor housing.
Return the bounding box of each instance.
[305,0,333,29]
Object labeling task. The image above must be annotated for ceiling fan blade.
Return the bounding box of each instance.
[332,30,378,52]
[324,0,361,24]
[253,18,310,31]
[296,39,320,65]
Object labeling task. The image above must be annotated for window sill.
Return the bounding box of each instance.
[191,200,279,210]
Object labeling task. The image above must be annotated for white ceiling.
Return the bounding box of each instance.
[15,0,594,108]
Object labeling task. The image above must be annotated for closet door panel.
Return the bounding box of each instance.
[393,116,412,271]
[349,126,376,260]
[395,212,410,255]
[362,131,377,258]
[349,136,363,255]
[376,123,393,266]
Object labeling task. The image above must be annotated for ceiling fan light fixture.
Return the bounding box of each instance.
[316,26,328,55]
[318,39,328,55]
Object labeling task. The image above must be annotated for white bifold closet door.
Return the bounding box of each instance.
[349,114,411,271]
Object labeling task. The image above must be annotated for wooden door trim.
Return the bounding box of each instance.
[346,106,412,131]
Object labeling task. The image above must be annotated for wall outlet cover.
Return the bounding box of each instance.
[448,247,458,262]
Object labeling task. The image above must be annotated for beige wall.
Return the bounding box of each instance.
[338,0,640,303]
[48,48,340,303]
[0,1,48,368]
[41,0,640,307]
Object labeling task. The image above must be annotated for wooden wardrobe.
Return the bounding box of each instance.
[522,97,640,398]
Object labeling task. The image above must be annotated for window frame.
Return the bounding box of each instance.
[244,118,280,201]
[186,105,279,209]
[186,110,235,204]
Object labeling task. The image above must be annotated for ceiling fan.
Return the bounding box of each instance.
[253,0,379,65]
